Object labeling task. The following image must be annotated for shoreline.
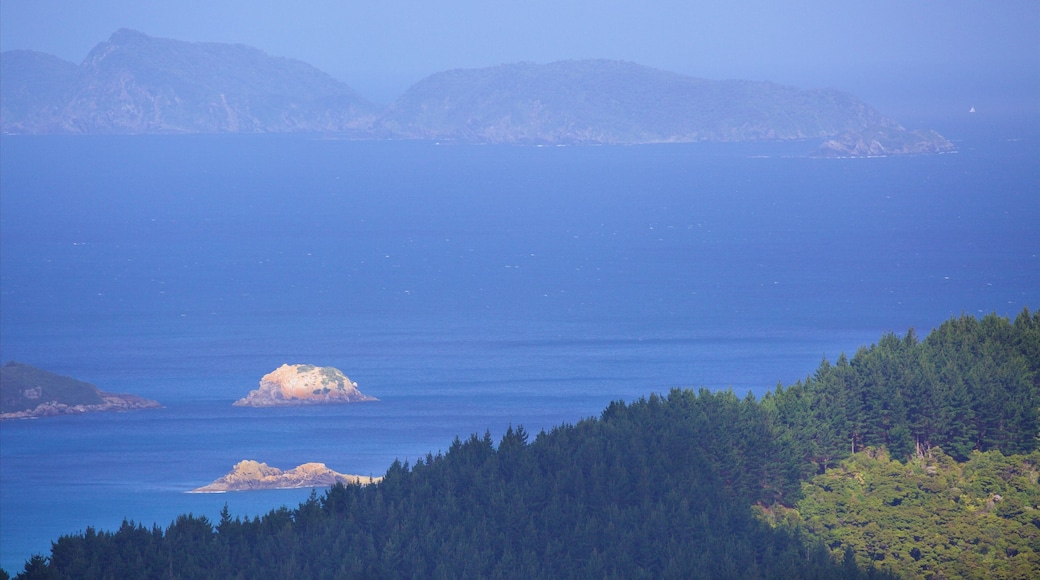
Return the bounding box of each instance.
[1,394,162,421]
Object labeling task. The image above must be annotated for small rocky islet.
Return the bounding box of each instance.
[233,364,377,407]
[191,460,380,493]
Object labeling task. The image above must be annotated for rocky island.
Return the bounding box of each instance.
[377,59,953,155]
[0,361,161,420]
[191,460,380,493]
[233,364,377,407]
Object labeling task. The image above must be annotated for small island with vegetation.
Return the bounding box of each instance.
[191,460,380,493]
[0,361,161,420]
[233,364,377,407]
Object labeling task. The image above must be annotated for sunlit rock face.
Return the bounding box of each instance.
[233,364,377,407]
[191,460,380,492]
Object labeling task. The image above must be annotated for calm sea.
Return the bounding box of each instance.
[1,126,1037,572]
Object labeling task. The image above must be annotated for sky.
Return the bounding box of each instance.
[1,1,1037,119]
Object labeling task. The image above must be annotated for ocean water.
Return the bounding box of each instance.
[1,129,1038,572]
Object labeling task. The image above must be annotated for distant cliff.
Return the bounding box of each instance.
[0,361,161,420]
[0,29,377,134]
[378,60,953,154]
[380,60,881,143]
[234,364,377,407]
[191,460,380,493]
[1,31,953,155]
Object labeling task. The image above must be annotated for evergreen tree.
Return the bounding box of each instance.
[18,312,1036,579]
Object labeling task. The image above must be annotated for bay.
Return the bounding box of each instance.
[1,132,1037,572]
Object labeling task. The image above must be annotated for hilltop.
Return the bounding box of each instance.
[0,29,378,134]
[379,59,948,153]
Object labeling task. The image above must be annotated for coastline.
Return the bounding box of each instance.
[1,394,162,421]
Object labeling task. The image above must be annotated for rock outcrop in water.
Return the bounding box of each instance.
[813,127,954,157]
[0,361,161,420]
[233,364,377,407]
[191,460,380,493]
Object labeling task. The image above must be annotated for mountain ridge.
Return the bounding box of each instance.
[378,59,906,144]
[1,29,378,134]
[1,30,953,155]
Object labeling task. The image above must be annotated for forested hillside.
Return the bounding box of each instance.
[8,310,1039,579]
[764,312,1040,472]
[793,448,1040,578]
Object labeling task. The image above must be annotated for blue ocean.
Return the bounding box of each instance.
[1,126,1038,571]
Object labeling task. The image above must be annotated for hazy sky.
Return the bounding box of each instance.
[2,1,1037,115]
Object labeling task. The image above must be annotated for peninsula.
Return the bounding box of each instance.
[233,364,377,407]
[191,460,380,493]
[0,361,161,420]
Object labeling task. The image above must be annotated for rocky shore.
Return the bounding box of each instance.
[1,361,161,420]
[191,460,380,493]
[1,393,161,420]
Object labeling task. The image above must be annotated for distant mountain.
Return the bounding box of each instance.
[1,32,952,155]
[0,361,161,419]
[0,29,378,134]
[379,60,952,153]
[0,50,79,133]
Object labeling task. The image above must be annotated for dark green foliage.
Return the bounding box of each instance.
[926,312,1040,456]
[798,448,1040,579]
[17,390,879,579]
[0,361,105,414]
[18,311,1038,578]
[765,309,1040,470]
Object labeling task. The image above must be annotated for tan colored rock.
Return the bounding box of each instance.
[233,364,377,407]
[191,460,380,493]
